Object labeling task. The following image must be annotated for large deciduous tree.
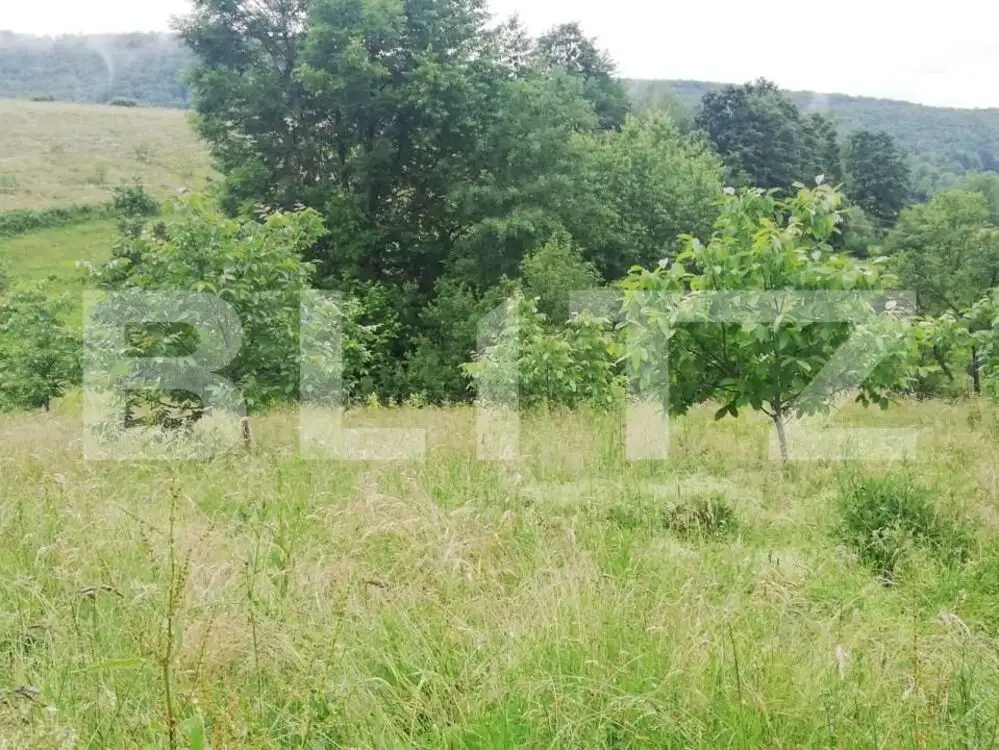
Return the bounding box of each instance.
[534,22,630,131]
[843,129,913,227]
[177,1,735,401]
[695,79,839,193]
[564,112,724,279]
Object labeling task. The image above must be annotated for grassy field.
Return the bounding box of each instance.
[3,396,999,747]
[3,96,999,750]
[0,99,212,211]
[0,219,115,295]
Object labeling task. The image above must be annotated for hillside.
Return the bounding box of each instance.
[0,99,211,211]
[2,29,999,190]
[629,79,999,192]
[0,31,191,106]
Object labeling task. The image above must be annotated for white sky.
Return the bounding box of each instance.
[1,0,997,109]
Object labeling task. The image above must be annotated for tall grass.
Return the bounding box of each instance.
[2,397,999,747]
[0,99,211,212]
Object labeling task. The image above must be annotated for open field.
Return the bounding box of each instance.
[0,100,212,211]
[0,219,115,295]
[3,397,999,747]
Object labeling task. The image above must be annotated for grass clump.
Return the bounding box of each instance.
[608,491,738,538]
[835,469,972,581]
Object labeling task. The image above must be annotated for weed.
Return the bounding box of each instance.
[134,142,154,164]
[608,491,738,538]
[0,174,18,194]
[834,469,972,581]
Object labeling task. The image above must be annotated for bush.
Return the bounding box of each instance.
[520,229,602,323]
[835,470,972,581]
[111,181,159,217]
[461,291,624,411]
[109,98,138,107]
[0,204,111,239]
[30,94,56,102]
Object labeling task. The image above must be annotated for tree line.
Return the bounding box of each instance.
[4,0,999,454]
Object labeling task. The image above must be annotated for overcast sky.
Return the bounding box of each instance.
[2,0,996,109]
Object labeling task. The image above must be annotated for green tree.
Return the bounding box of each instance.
[959,172,999,224]
[179,0,610,400]
[887,189,999,393]
[520,229,602,322]
[621,184,909,463]
[0,286,81,412]
[843,129,913,227]
[565,112,724,279]
[834,204,881,258]
[534,22,630,131]
[803,112,843,186]
[461,290,623,410]
[695,79,834,192]
[85,195,372,419]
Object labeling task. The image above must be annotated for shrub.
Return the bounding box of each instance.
[109,98,138,107]
[111,181,159,217]
[835,470,972,581]
[461,290,624,411]
[134,142,154,164]
[520,229,602,322]
[30,94,56,102]
[0,204,111,239]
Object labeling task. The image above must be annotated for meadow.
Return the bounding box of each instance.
[3,396,999,748]
[3,97,999,749]
[0,100,211,212]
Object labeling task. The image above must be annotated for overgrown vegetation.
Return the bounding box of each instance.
[7,3,999,747]
[3,399,999,746]
[834,469,972,580]
[0,203,111,239]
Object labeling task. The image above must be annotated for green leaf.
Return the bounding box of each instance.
[181,716,207,750]
[80,657,147,673]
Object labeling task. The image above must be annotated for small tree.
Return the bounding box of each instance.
[520,229,602,322]
[462,290,623,411]
[0,286,81,411]
[621,183,909,463]
[85,194,372,426]
[888,189,999,394]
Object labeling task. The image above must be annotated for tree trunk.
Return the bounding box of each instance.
[971,345,982,396]
[773,409,789,465]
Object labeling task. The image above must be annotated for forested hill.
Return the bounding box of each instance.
[629,79,999,193]
[0,31,191,106]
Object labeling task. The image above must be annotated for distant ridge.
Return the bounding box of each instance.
[627,79,999,193]
[628,78,999,112]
